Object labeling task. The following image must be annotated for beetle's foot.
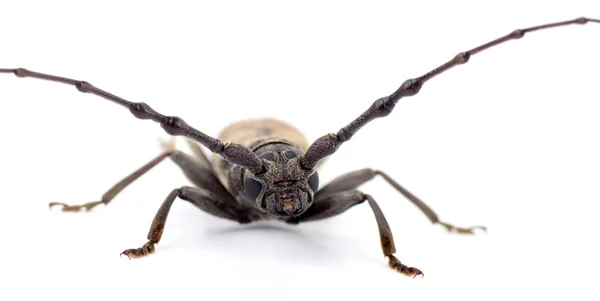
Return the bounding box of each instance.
[387,255,424,278]
[48,200,104,212]
[120,241,156,259]
[439,221,486,235]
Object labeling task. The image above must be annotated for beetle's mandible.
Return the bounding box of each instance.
[1,17,597,277]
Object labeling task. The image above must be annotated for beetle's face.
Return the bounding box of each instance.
[243,150,319,217]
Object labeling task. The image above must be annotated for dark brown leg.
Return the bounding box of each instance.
[49,149,174,212]
[312,168,485,234]
[375,170,485,234]
[364,194,423,277]
[121,186,244,259]
[120,188,180,259]
[185,138,214,170]
[49,145,247,221]
[300,17,599,169]
[289,189,422,277]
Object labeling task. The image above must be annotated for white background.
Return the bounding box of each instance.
[1,1,599,300]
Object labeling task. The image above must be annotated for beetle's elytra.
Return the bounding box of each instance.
[1,17,597,277]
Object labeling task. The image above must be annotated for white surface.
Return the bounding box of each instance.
[1,1,599,300]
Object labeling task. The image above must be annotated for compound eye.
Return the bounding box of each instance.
[244,176,263,202]
[259,152,276,162]
[284,151,299,159]
[308,172,319,193]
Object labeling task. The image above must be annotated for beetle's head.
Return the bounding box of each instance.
[243,150,319,217]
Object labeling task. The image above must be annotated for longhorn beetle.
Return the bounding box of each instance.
[1,17,597,277]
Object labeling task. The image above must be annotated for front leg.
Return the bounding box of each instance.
[364,194,423,277]
[121,186,246,259]
[290,189,422,277]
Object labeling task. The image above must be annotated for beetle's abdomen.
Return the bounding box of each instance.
[212,118,309,190]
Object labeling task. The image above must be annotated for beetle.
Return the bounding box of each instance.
[1,17,597,278]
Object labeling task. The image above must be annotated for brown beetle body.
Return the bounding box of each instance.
[3,16,596,276]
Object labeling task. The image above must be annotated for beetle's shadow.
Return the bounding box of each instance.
[209,221,299,234]
[190,220,342,265]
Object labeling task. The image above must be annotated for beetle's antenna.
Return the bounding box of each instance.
[0,68,266,174]
[300,17,599,170]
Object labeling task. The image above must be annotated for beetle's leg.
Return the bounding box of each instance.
[49,143,176,212]
[0,68,265,174]
[375,169,485,234]
[121,186,245,259]
[185,138,214,171]
[296,168,484,234]
[300,17,600,169]
[50,143,250,222]
[289,189,422,277]
[168,151,252,223]
[363,193,423,277]
[121,187,180,259]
